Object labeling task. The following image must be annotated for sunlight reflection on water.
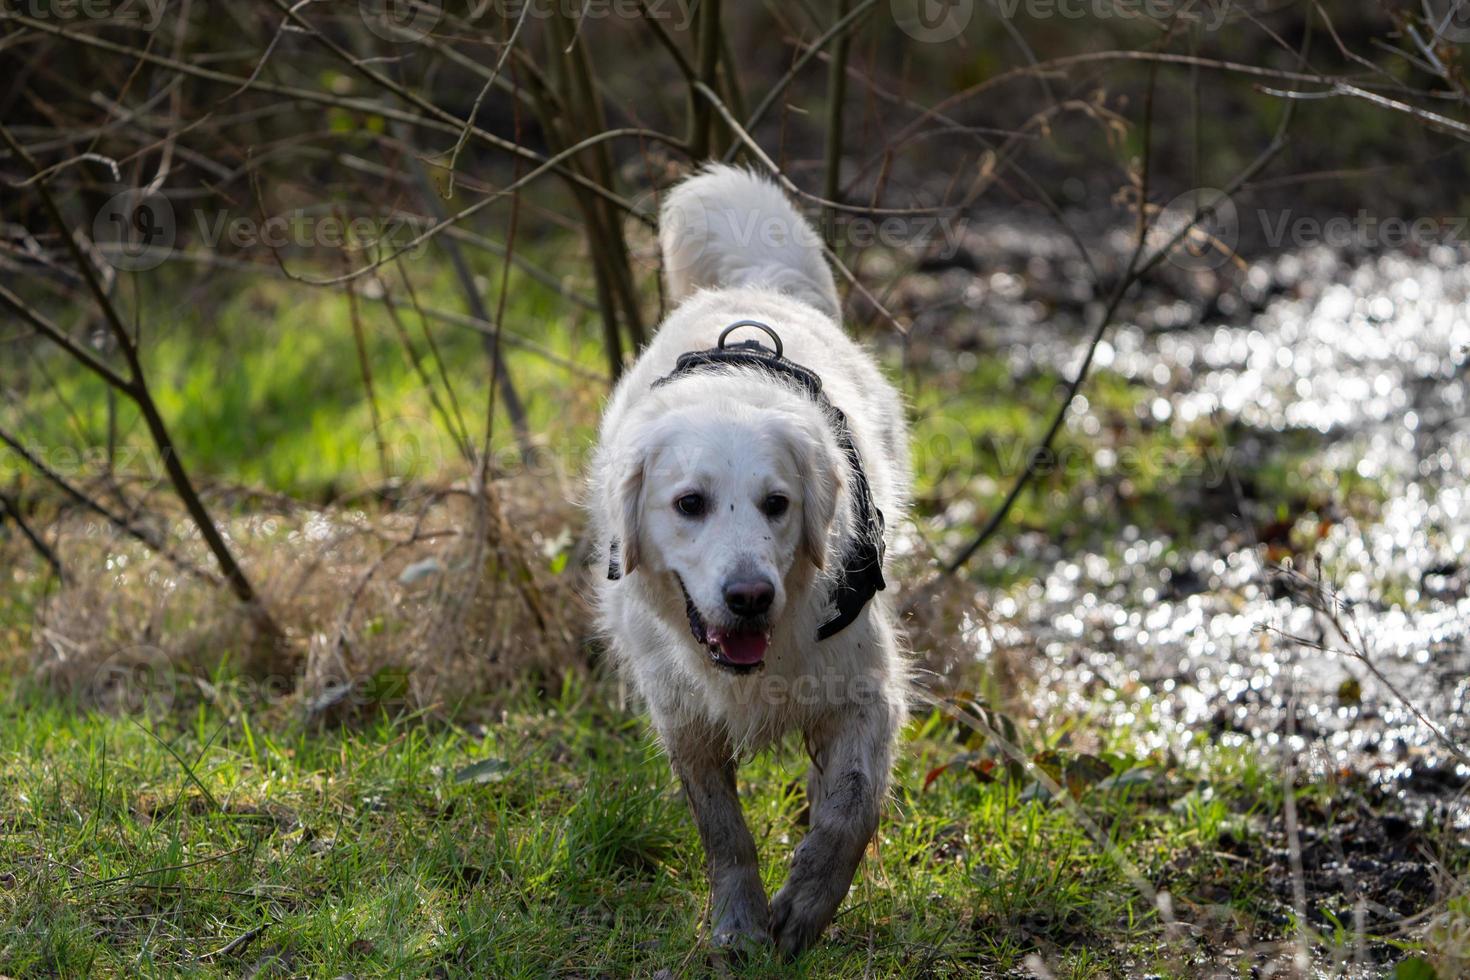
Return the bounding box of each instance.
[988,248,1470,798]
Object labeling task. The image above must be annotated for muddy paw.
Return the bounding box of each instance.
[711,921,770,959]
[769,884,831,959]
[712,889,770,956]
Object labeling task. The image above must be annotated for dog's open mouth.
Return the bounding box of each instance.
[679,578,770,673]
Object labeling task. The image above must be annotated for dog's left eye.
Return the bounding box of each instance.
[762,494,790,518]
[675,493,707,517]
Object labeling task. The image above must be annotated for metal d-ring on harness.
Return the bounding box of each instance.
[607,320,887,642]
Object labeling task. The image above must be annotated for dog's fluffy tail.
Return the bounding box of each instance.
[659,164,840,319]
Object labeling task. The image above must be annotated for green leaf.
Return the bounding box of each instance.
[906,707,946,742]
[1063,753,1113,795]
[1392,957,1438,980]
[1032,750,1063,783]
[454,758,510,784]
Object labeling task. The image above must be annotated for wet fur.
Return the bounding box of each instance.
[588,165,911,956]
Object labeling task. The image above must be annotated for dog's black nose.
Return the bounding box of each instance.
[723,578,774,617]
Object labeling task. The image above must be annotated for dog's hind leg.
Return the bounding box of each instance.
[770,698,900,957]
[664,724,770,951]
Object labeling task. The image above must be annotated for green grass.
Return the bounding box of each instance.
[2,257,607,501]
[1,569,1443,976]
[3,670,1421,979]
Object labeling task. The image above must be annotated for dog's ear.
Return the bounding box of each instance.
[784,418,841,572]
[614,450,646,575]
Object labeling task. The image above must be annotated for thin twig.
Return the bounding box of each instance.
[726,0,880,156]
[197,921,271,963]
[943,89,1293,574]
[0,123,279,636]
[0,491,66,582]
[0,9,661,222]
[442,0,533,199]
[394,124,534,459]
[0,426,216,585]
[689,0,722,158]
[692,80,908,334]
[822,0,858,242]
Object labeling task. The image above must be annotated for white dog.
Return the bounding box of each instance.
[590,165,910,957]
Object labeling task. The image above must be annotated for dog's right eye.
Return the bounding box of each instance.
[675,493,707,517]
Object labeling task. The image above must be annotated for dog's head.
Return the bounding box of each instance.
[612,398,842,673]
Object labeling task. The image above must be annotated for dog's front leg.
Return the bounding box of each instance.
[770,701,898,957]
[665,725,770,950]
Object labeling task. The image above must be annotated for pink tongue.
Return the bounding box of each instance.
[710,629,769,665]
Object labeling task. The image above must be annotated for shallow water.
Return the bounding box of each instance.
[948,245,1470,812]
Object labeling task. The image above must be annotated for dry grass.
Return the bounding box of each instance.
[13,474,587,723]
[10,479,1011,727]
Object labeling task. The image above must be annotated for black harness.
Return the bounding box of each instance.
[606,320,886,641]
